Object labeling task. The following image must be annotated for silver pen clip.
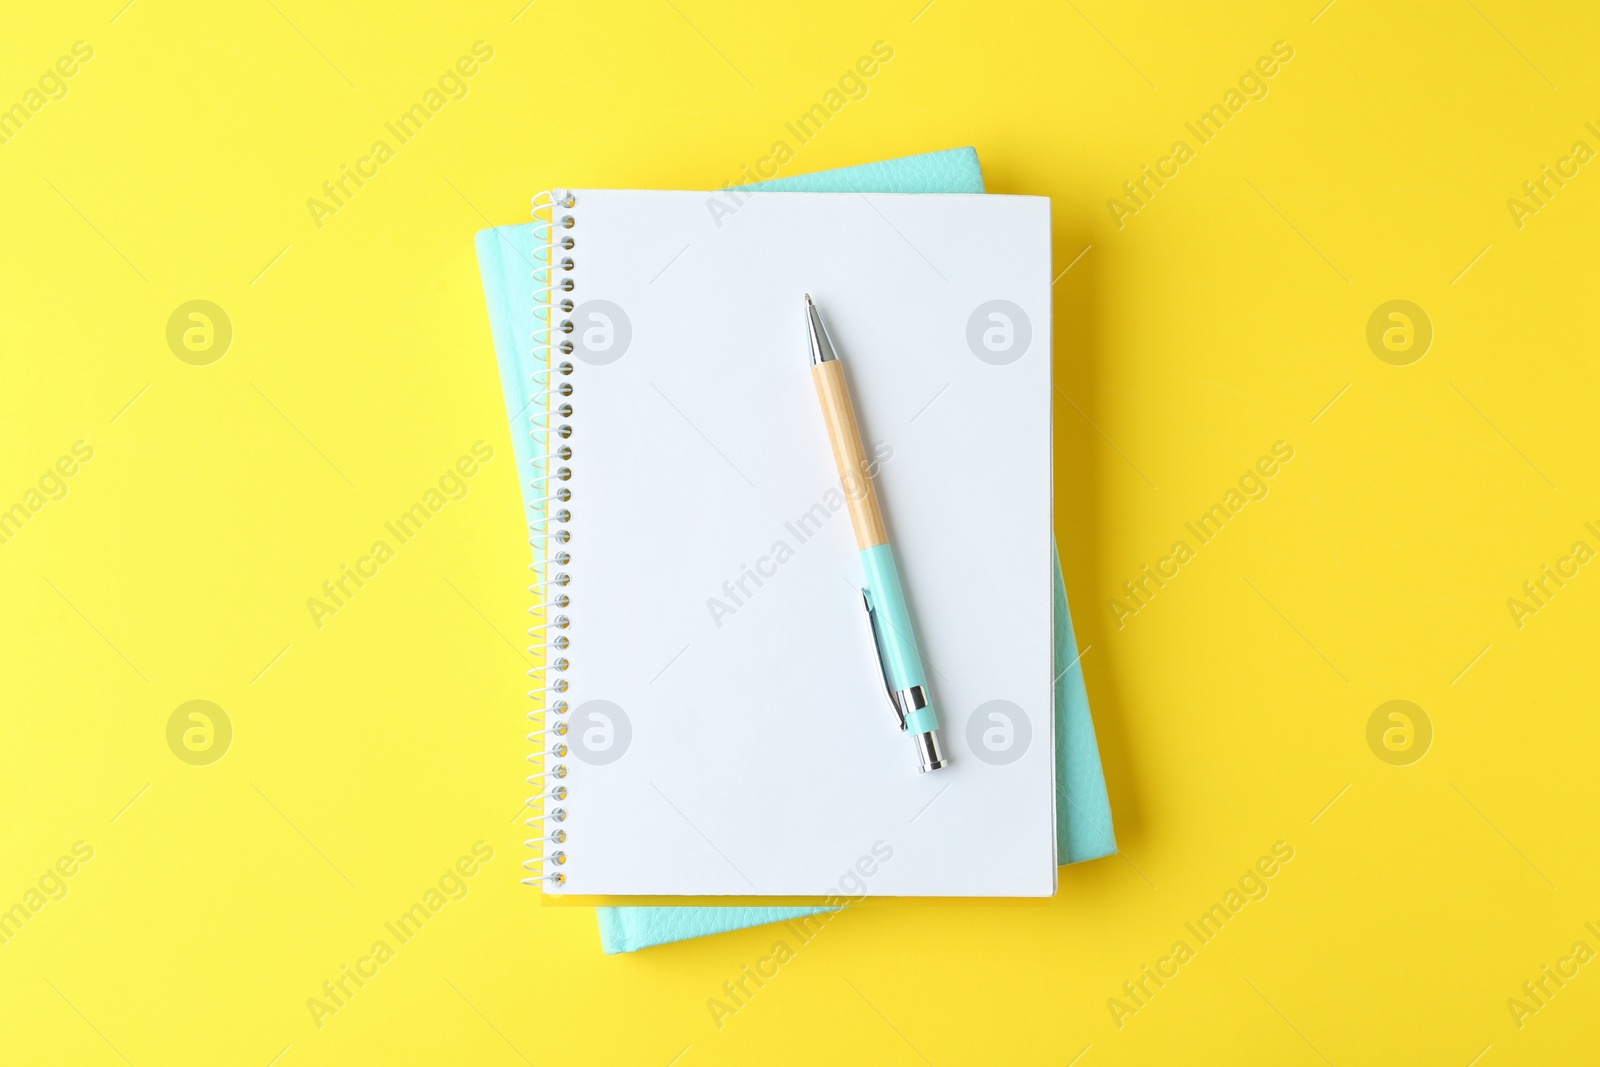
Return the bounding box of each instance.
[860,589,908,731]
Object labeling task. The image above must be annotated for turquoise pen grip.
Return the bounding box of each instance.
[860,543,940,735]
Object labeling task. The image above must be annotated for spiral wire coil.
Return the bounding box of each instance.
[523,190,577,887]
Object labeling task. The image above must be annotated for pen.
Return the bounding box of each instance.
[805,294,949,772]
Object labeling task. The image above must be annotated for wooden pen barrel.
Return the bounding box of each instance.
[810,359,889,549]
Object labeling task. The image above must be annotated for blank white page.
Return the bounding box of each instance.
[552,190,1054,896]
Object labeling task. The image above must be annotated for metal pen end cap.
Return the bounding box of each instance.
[914,731,949,772]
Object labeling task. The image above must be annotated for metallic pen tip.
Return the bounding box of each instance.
[805,295,838,365]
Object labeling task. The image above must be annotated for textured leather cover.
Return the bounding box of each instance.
[736,146,986,195]
[1054,546,1114,863]
[597,904,830,954]
[473,147,1115,955]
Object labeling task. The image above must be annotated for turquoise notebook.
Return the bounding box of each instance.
[474,147,1115,953]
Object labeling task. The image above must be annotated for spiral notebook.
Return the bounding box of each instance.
[523,189,1056,897]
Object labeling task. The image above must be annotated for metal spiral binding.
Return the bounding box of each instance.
[524,189,577,888]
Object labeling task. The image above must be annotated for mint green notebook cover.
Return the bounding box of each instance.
[474,147,1115,954]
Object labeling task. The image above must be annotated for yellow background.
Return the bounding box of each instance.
[2,0,1596,1063]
